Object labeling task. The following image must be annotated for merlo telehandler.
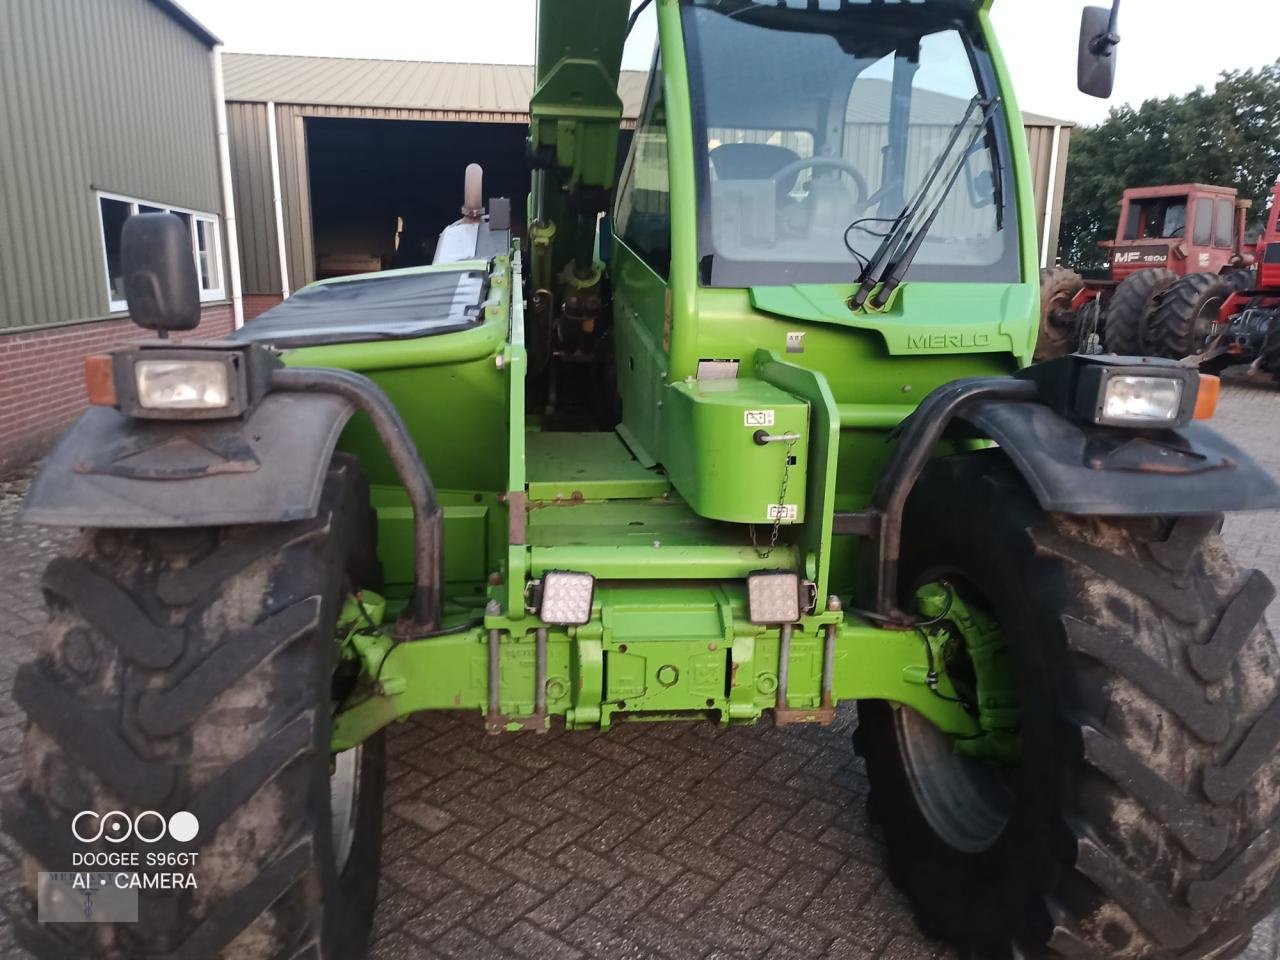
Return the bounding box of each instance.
[11,2,1280,959]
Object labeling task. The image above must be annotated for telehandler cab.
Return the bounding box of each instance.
[11,2,1280,959]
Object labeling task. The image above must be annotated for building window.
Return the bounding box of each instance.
[96,192,225,313]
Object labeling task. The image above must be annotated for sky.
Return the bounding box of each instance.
[181,0,1280,127]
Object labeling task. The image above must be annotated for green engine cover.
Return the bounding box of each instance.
[663,378,809,525]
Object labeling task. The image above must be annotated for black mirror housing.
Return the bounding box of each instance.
[121,213,201,332]
[1078,5,1120,99]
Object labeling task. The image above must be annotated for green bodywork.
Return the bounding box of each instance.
[279,0,1036,754]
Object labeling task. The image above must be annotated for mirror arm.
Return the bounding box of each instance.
[1089,0,1122,55]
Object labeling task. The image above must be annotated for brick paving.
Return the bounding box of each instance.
[0,381,1277,960]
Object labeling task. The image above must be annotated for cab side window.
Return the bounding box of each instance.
[1214,199,1234,249]
[1193,198,1214,247]
[614,54,671,278]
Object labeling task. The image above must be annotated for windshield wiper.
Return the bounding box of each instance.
[850,96,1000,310]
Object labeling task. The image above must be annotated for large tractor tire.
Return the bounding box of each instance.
[1224,269,1257,294]
[1147,272,1236,360]
[1102,267,1177,355]
[6,454,386,960]
[857,451,1280,960]
[1035,267,1085,362]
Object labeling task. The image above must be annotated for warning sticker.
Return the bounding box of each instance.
[744,409,775,427]
[766,504,798,522]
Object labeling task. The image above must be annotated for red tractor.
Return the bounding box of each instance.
[1144,177,1280,376]
[1039,182,1256,360]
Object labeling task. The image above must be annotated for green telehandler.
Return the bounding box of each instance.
[11,1,1280,958]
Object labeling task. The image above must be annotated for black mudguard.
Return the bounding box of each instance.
[960,400,1280,516]
[21,393,354,528]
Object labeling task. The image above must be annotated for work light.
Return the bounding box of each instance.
[536,571,596,625]
[747,572,802,625]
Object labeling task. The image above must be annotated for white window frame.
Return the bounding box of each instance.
[96,190,226,313]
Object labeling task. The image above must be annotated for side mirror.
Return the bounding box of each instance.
[121,213,201,333]
[1077,3,1121,99]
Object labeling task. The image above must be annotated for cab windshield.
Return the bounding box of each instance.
[682,0,1018,288]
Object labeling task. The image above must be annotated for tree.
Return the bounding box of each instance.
[1058,60,1280,274]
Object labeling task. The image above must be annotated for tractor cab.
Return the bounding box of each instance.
[1102,183,1250,280]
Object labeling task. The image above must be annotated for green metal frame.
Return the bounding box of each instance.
[292,0,1041,758]
[332,588,979,751]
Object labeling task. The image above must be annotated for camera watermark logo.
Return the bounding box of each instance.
[38,809,202,922]
[70,810,199,844]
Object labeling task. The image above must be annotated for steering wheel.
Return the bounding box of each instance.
[769,156,870,211]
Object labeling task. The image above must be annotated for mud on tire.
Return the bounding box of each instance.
[857,452,1280,960]
[1037,267,1086,362]
[5,454,386,960]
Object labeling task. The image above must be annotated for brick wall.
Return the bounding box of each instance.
[0,303,235,473]
[244,294,284,321]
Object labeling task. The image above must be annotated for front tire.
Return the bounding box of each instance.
[857,452,1280,960]
[6,455,386,959]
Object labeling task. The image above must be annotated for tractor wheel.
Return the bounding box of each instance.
[5,454,386,960]
[1147,272,1236,360]
[856,451,1280,960]
[1102,267,1176,355]
[1035,267,1085,361]
[1224,269,1257,293]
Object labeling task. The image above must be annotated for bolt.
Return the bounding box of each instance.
[652,540,661,548]
[495,354,506,370]
[827,595,842,613]
[485,600,501,617]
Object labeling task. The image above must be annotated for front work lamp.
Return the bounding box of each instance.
[747,572,803,625]
[535,571,596,626]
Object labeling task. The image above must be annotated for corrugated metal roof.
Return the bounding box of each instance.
[150,0,220,47]
[224,53,648,120]
[222,53,1072,129]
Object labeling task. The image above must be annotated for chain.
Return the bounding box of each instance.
[750,438,796,559]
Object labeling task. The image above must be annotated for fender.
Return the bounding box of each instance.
[958,399,1280,516]
[21,393,354,528]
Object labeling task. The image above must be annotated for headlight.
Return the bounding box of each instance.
[135,360,230,410]
[1099,375,1183,425]
[1069,361,1199,429]
[93,347,256,420]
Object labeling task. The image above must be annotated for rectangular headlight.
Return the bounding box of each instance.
[1099,376,1183,424]
[135,360,231,410]
[109,348,252,420]
[537,571,595,625]
[1073,363,1197,429]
